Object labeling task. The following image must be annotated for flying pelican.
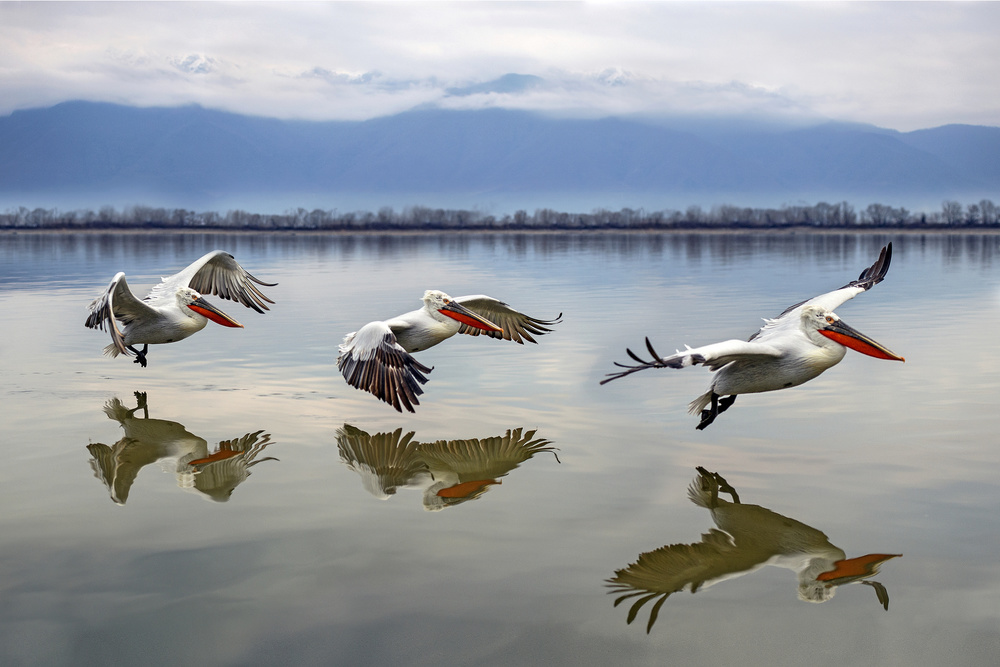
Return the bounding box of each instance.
[85,250,276,367]
[337,290,561,412]
[601,243,904,429]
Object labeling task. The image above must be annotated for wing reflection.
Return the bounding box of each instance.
[337,424,559,510]
[87,391,277,504]
[607,466,900,632]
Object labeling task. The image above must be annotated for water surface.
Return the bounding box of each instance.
[1,231,998,666]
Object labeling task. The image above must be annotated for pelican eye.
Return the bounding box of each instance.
[825,315,835,324]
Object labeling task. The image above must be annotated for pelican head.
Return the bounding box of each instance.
[422,290,502,333]
[177,287,244,328]
[801,305,903,361]
[799,553,901,603]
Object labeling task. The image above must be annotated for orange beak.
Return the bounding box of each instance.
[819,319,904,361]
[439,301,503,333]
[188,297,244,328]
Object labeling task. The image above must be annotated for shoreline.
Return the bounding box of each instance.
[4,225,1000,236]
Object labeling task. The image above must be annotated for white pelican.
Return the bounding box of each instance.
[337,290,561,412]
[85,250,276,367]
[601,243,904,429]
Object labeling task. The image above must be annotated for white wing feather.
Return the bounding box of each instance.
[148,250,276,312]
[84,272,158,356]
[337,321,434,413]
[601,337,783,384]
[750,243,894,339]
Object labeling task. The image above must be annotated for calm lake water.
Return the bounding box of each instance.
[1,231,998,666]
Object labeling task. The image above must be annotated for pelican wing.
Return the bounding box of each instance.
[188,431,277,502]
[337,321,434,413]
[453,295,562,343]
[87,439,146,505]
[85,272,158,356]
[151,250,276,313]
[417,428,558,479]
[764,243,894,327]
[606,529,762,633]
[336,425,425,498]
[601,337,782,384]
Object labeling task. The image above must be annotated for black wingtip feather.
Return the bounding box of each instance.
[626,347,646,364]
[852,242,892,291]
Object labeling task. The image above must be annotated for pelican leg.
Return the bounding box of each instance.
[695,466,741,504]
[696,394,736,430]
[695,466,720,508]
[133,391,149,418]
[696,393,721,430]
[711,470,741,504]
[128,344,148,368]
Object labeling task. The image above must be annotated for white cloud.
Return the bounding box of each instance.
[0,1,998,130]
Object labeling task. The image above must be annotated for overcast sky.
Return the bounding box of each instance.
[2,1,998,131]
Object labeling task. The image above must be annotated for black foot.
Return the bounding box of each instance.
[128,344,148,368]
[696,393,720,430]
[696,394,736,430]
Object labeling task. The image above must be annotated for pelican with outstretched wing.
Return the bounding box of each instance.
[85,250,276,367]
[602,243,904,429]
[337,290,561,412]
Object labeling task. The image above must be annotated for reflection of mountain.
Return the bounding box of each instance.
[87,392,277,504]
[337,425,558,510]
[607,467,900,632]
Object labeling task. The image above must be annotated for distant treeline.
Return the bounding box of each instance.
[2,199,999,231]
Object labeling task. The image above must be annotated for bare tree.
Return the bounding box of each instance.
[942,200,964,225]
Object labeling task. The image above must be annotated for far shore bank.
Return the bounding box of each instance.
[4,225,1000,236]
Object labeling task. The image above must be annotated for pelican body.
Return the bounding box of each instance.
[85,250,276,367]
[602,243,904,429]
[338,290,561,412]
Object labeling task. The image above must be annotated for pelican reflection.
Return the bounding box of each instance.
[87,391,277,504]
[337,425,558,510]
[607,467,900,632]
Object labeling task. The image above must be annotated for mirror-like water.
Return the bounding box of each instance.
[1,231,998,666]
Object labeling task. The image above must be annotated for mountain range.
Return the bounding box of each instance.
[0,101,997,212]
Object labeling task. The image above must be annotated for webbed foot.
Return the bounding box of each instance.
[128,344,148,368]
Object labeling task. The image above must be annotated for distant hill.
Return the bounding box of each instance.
[0,101,996,209]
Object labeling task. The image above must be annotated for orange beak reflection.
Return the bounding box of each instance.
[436,479,500,499]
[816,553,902,583]
[188,449,241,468]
